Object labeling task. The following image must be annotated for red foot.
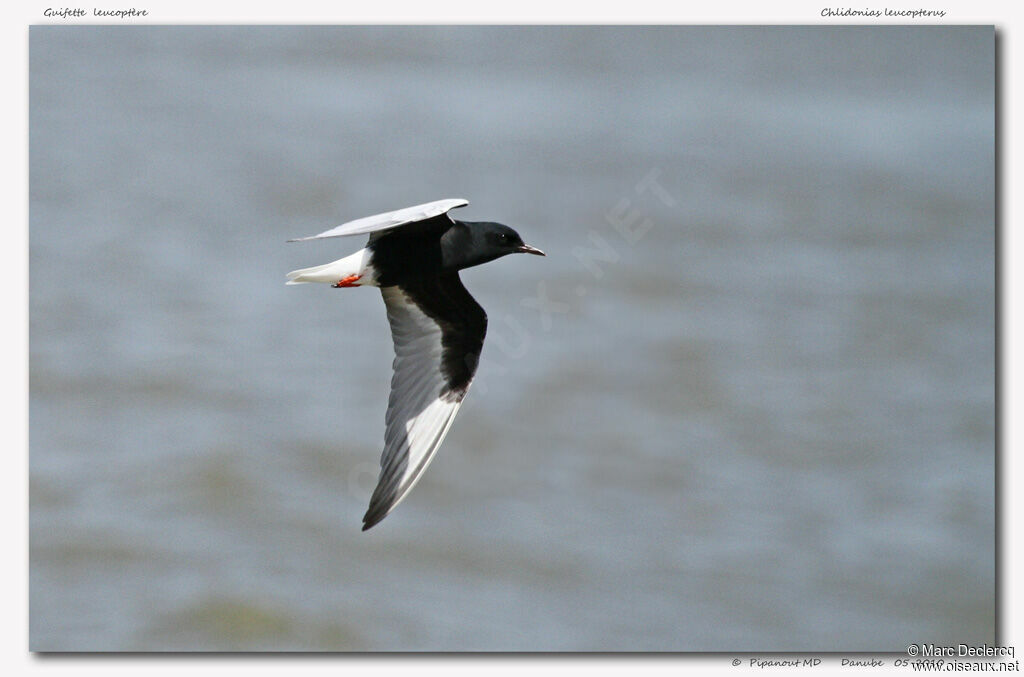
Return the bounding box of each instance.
[332,275,362,288]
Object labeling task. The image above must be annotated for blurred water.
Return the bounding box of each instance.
[29,26,994,651]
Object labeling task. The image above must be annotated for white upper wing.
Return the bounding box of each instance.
[288,198,468,242]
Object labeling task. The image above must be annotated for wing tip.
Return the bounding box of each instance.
[361,507,388,532]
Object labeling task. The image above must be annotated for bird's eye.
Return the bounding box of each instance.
[499,233,509,240]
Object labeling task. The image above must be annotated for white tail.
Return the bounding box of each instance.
[286,261,342,285]
[286,248,375,286]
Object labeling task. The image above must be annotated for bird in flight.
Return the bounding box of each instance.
[286,199,545,530]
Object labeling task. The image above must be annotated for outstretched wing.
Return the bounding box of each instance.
[363,274,487,531]
[288,198,468,242]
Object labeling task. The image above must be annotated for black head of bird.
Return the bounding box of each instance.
[441,221,546,272]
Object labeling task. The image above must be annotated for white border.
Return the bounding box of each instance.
[6,2,1016,675]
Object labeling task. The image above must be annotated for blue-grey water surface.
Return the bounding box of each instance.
[29,26,994,651]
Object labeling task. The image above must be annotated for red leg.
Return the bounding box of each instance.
[332,274,363,288]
